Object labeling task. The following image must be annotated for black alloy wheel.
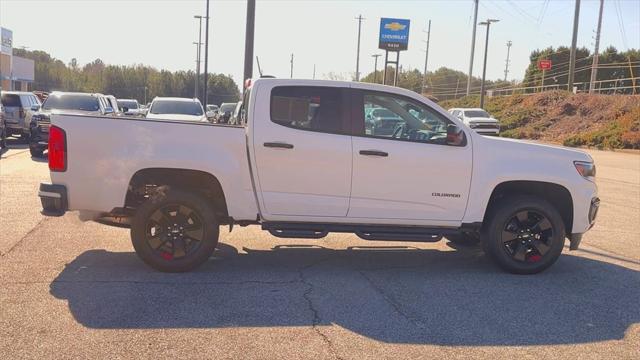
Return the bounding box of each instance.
[501,210,553,263]
[483,195,565,274]
[131,188,219,272]
[145,203,205,261]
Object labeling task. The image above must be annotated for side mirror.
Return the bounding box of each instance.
[31,104,40,111]
[446,124,465,146]
[104,106,114,114]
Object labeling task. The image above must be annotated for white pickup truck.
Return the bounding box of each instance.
[39,78,599,274]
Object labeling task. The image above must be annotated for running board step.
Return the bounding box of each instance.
[356,231,443,242]
[268,229,328,239]
[263,222,455,242]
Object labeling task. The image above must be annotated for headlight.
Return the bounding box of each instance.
[574,161,596,178]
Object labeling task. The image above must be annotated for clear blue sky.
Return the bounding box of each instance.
[1,0,638,88]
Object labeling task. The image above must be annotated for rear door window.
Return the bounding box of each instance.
[270,86,350,135]
[1,94,21,107]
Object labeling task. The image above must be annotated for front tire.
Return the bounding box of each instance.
[131,188,219,272]
[483,195,565,274]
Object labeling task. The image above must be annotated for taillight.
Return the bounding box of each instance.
[49,125,67,172]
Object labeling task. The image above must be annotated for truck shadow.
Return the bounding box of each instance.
[50,244,639,346]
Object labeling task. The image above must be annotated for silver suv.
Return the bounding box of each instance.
[0,91,41,142]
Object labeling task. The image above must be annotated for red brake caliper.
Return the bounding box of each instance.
[160,251,173,261]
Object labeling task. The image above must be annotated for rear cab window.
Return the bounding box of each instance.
[270,86,350,135]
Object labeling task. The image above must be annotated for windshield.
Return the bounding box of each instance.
[219,103,236,113]
[1,94,21,107]
[42,94,100,111]
[117,100,139,109]
[464,110,490,118]
[150,100,203,116]
[206,105,218,111]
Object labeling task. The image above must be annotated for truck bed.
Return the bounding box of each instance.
[50,114,258,220]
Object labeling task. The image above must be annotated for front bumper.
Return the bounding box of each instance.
[568,197,600,250]
[39,183,68,216]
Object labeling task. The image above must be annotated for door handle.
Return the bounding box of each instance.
[264,142,294,149]
[359,150,388,157]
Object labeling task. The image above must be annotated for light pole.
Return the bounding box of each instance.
[479,19,499,109]
[354,15,365,81]
[194,15,204,102]
[372,54,381,83]
[203,0,210,107]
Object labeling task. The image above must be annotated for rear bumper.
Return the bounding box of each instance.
[39,183,68,216]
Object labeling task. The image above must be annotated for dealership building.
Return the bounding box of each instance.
[1,27,35,91]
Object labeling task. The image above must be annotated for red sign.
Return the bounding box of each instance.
[538,60,552,70]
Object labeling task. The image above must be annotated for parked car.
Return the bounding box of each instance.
[117,99,142,116]
[29,92,115,157]
[39,78,598,275]
[365,107,403,136]
[448,108,500,135]
[145,97,207,122]
[215,102,236,123]
[0,91,41,142]
[0,102,6,149]
[205,104,219,122]
[229,101,243,125]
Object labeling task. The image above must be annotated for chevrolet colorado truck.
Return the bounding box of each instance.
[38,78,599,274]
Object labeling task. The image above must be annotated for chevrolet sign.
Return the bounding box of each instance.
[379,18,410,51]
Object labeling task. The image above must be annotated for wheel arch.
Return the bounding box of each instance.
[483,180,573,234]
[124,168,230,223]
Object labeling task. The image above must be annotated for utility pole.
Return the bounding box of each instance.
[194,15,204,101]
[479,19,499,109]
[568,0,581,93]
[372,54,381,83]
[589,0,604,94]
[422,20,432,93]
[244,0,256,90]
[193,42,202,99]
[313,64,316,79]
[466,0,479,95]
[290,53,294,78]
[203,0,211,107]
[355,15,365,81]
[503,40,512,81]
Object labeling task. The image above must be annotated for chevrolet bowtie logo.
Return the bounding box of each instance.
[384,22,406,31]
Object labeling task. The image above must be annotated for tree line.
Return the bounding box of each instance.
[13,45,638,105]
[13,49,240,106]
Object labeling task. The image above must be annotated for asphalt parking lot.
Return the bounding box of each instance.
[1,140,639,359]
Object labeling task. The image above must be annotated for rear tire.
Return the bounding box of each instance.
[482,195,565,274]
[131,188,219,272]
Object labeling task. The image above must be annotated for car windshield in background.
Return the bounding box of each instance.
[151,101,203,116]
[371,108,397,118]
[464,110,490,118]
[42,95,100,111]
[1,94,21,107]
[219,104,236,113]
[117,100,139,109]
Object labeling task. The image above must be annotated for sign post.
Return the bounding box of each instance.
[378,18,410,86]
[537,59,552,92]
